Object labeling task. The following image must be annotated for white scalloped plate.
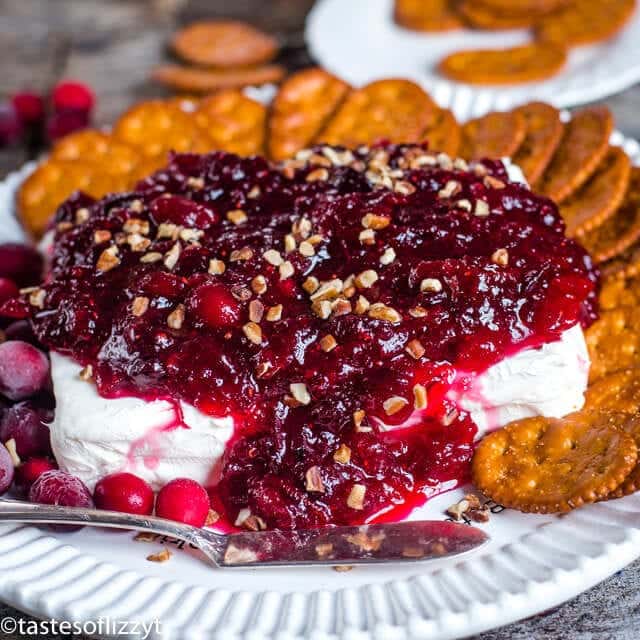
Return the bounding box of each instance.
[1,131,640,640]
[306,0,640,121]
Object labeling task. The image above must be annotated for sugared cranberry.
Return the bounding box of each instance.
[0,402,52,458]
[51,81,94,114]
[156,478,209,527]
[29,470,93,530]
[94,472,154,516]
[46,110,90,142]
[0,102,23,147]
[0,442,15,495]
[0,341,50,401]
[187,283,240,329]
[0,243,43,287]
[0,278,19,307]
[14,457,57,493]
[11,92,45,125]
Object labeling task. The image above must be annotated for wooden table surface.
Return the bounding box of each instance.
[1,1,640,638]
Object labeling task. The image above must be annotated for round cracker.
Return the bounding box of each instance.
[586,305,640,383]
[319,79,437,149]
[480,0,569,10]
[172,20,278,68]
[537,0,637,46]
[194,90,266,157]
[559,146,632,238]
[512,102,563,185]
[601,244,640,280]
[422,108,461,157]
[536,106,613,203]
[268,67,351,161]
[472,412,637,513]
[458,1,538,30]
[151,64,286,94]
[438,43,567,85]
[113,99,210,157]
[599,272,640,310]
[394,0,463,31]
[579,167,640,262]
[460,110,526,161]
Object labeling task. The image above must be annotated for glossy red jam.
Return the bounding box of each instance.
[15,144,597,529]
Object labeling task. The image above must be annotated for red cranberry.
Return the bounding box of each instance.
[46,110,90,142]
[11,92,45,125]
[0,402,52,458]
[29,470,94,530]
[0,102,23,147]
[139,272,186,299]
[150,195,219,229]
[4,320,41,346]
[14,457,57,493]
[0,278,19,306]
[0,341,50,401]
[156,478,210,527]
[94,472,154,516]
[0,243,43,287]
[0,442,15,495]
[187,283,240,329]
[51,81,95,114]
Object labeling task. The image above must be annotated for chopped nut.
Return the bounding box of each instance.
[380,247,396,265]
[93,229,112,244]
[333,444,352,464]
[248,185,261,199]
[132,296,149,317]
[305,466,325,493]
[249,300,264,323]
[319,334,337,352]
[163,243,181,270]
[359,228,376,245]
[469,506,491,523]
[179,228,204,244]
[226,209,248,225]
[251,274,267,294]
[97,246,120,272]
[129,199,144,213]
[474,200,490,217]
[315,543,334,558]
[28,288,45,309]
[298,241,315,257]
[140,252,163,264]
[134,532,157,543]
[347,484,366,510]
[187,176,205,190]
[355,269,378,289]
[243,322,262,345]
[405,339,425,360]
[279,260,294,280]
[284,234,297,253]
[354,295,370,315]
[230,247,253,262]
[310,279,343,301]
[4,439,20,466]
[157,223,179,240]
[234,508,252,527]
[456,199,472,212]
[420,278,443,293]
[292,217,312,239]
[402,546,425,559]
[368,303,401,324]
[442,407,459,426]
[453,158,469,171]
[79,364,93,381]
[394,180,416,195]
[263,249,283,266]
[147,548,172,563]
[361,213,390,230]
[223,544,259,565]
[306,167,329,182]
[312,299,332,319]
[345,531,385,552]
[492,248,509,266]
[127,233,151,252]
[75,207,90,224]
[484,175,506,189]
[438,180,461,199]
[243,515,267,531]
[333,565,353,572]
[446,498,472,521]
[208,258,226,275]
[266,304,283,322]
[409,306,427,318]
[331,298,352,316]
[167,304,186,330]
[383,396,409,416]
[303,276,320,294]
[205,509,220,526]
[353,409,366,429]
[413,384,428,410]
[290,382,311,405]
[123,218,150,235]
[231,286,252,301]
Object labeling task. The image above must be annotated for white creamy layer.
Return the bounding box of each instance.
[49,352,234,491]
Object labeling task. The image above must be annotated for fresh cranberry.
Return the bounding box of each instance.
[11,92,45,125]
[46,110,90,142]
[0,341,50,401]
[94,472,154,516]
[0,278,19,306]
[14,457,57,493]
[4,320,41,346]
[187,283,240,329]
[0,102,23,147]
[0,442,15,495]
[51,81,95,114]
[0,402,52,458]
[0,243,43,287]
[156,478,210,527]
[29,470,93,530]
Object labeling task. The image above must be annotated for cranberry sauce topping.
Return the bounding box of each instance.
[18,144,597,529]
